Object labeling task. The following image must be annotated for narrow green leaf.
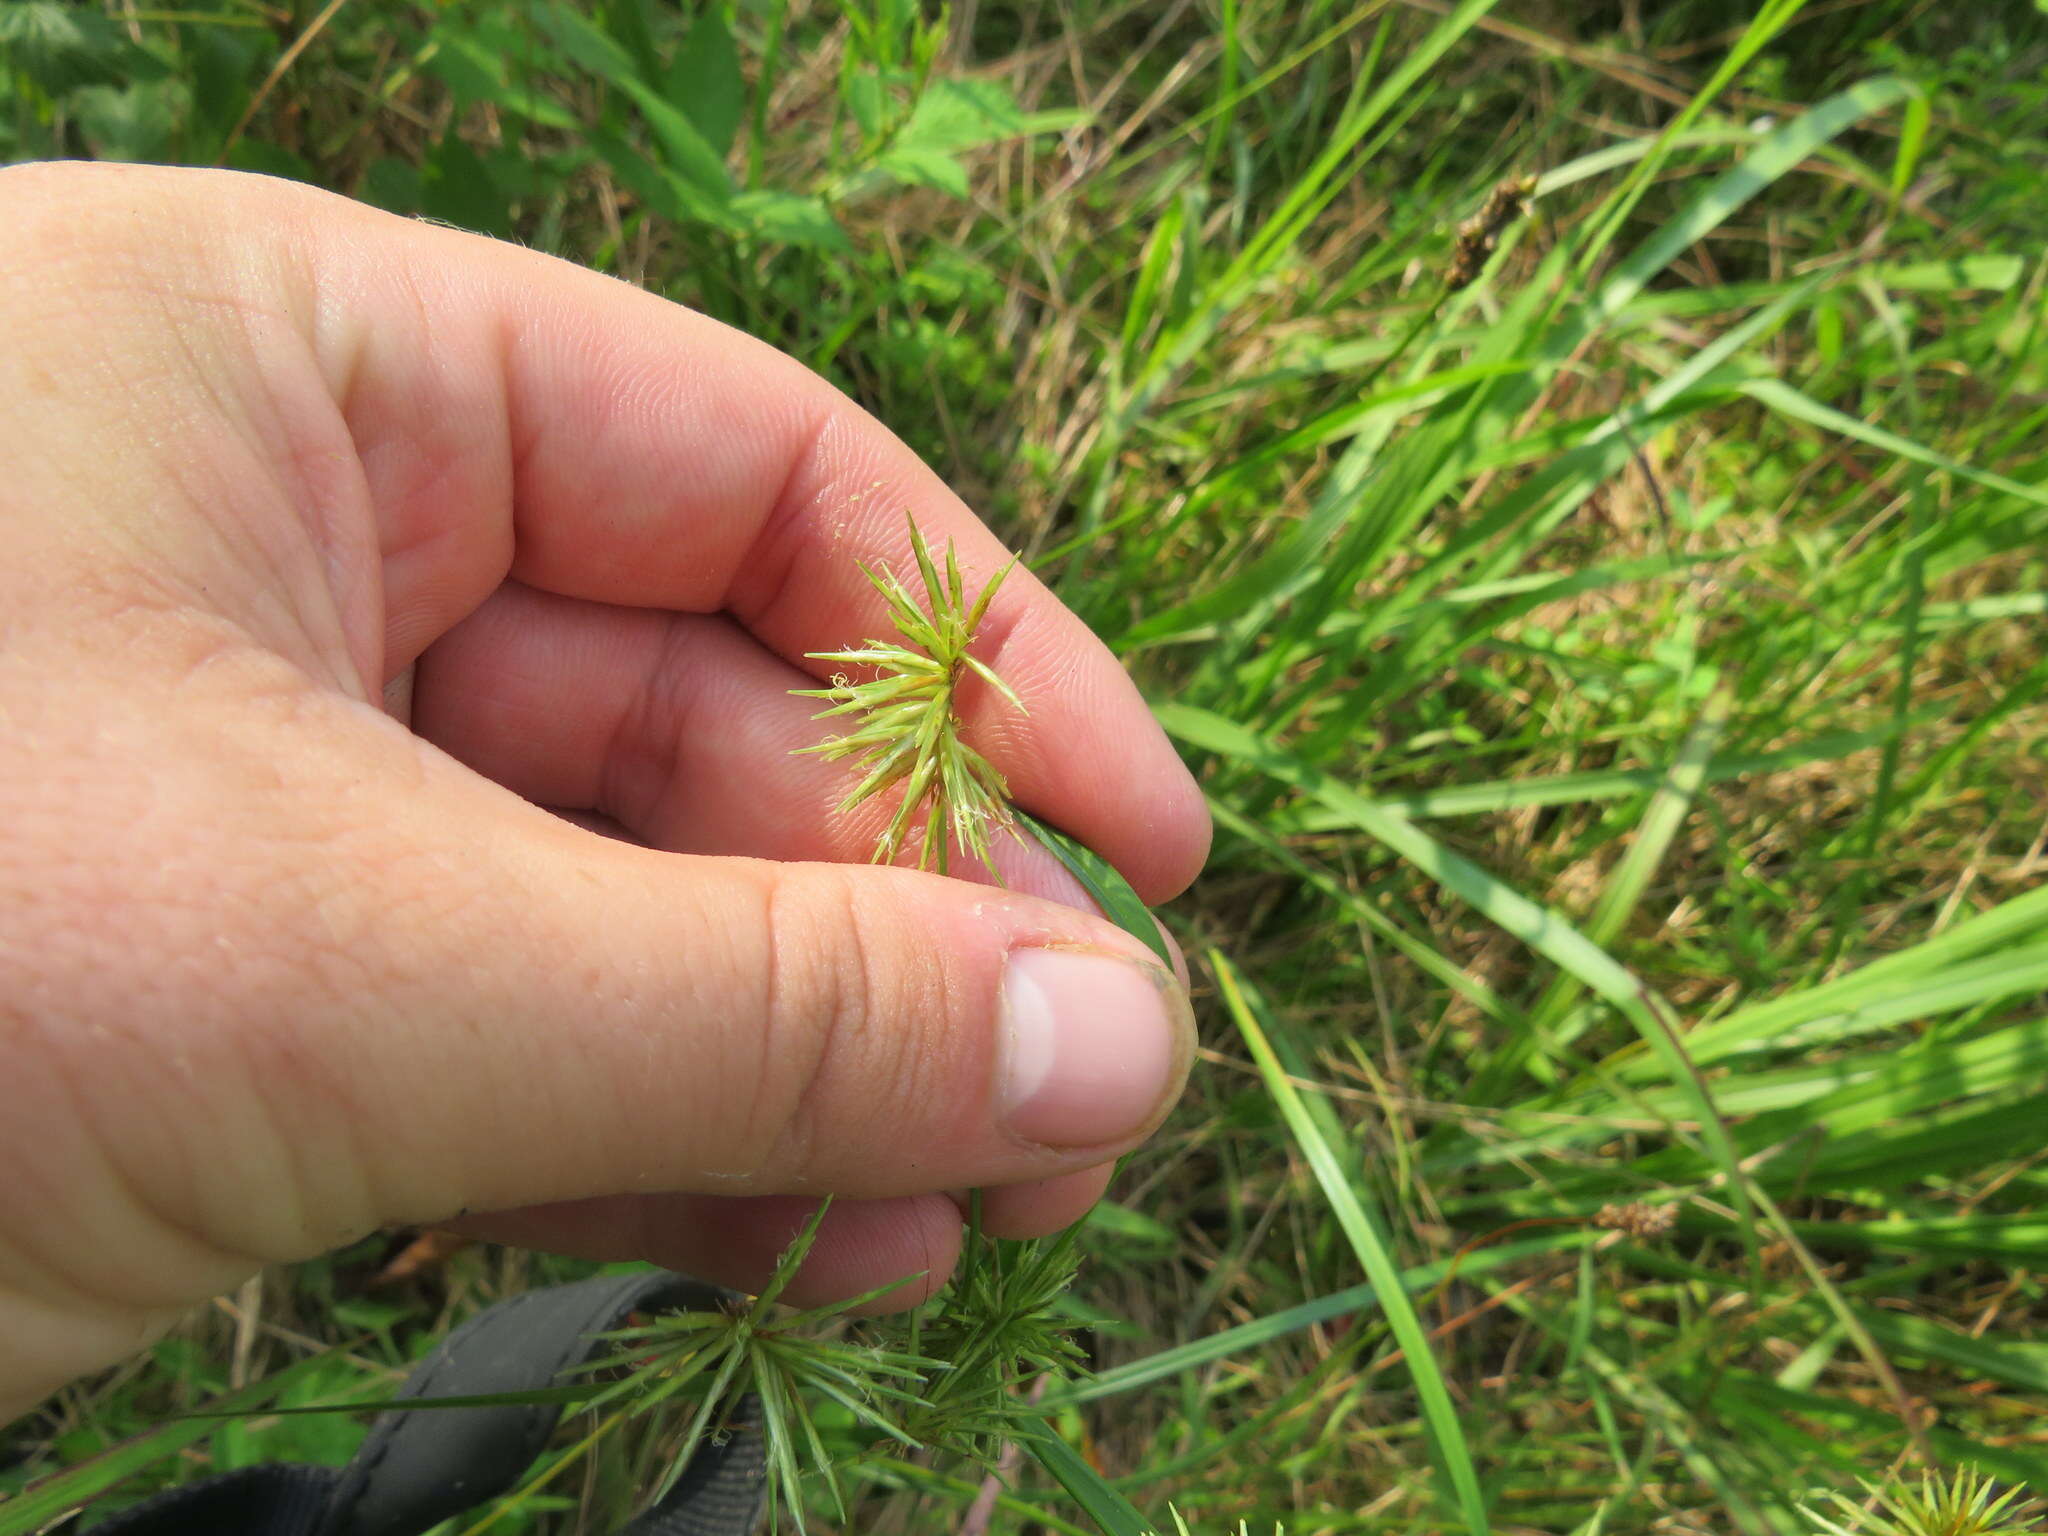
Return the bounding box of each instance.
[1585,77,1918,329]
[1163,703,1754,1242]
[1017,812,1169,966]
[1274,717,1927,825]
[1741,376,2048,507]
[0,1350,345,1535]
[1019,1425,1156,1536]
[1214,954,1490,1536]
[175,1383,596,1417]
[1208,798,1518,1027]
[1493,691,1729,1088]
[1858,1310,2048,1395]
[1889,87,1931,208]
[1120,194,1189,359]
[1046,1232,1589,1407]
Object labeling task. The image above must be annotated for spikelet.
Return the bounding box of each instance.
[794,515,1026,879]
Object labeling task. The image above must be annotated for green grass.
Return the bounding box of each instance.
[7,1,2048,1531]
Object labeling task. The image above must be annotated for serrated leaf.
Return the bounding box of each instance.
[897,77,1086,155]
[730,189,849,250]
[0,2,164,94]
[73,80,186,161]
[877,144,969,197]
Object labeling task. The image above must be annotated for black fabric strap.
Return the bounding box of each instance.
[89,1271,764,1536]
[86,1465,342,1536]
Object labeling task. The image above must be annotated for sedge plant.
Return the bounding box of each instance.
[570,1198,1103,1531]
[570,517,1171,1529]
[122,520,1175,1535]
[1798,1469,2045,1536]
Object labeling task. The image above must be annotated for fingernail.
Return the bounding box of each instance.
[998,947,1191,1148]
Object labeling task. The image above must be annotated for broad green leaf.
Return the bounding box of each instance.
[0,2,166,93]
[895,77,1086,156]
[421,133,514,239]
[875,144,969,198]
[614,74,735,202]
[668,5,743,159]
[729,189,848,250]
[226,139,317,184]
[72,80,186,161]
[524,0,640,87]
[525,1,732,201]
[424,29,582,129]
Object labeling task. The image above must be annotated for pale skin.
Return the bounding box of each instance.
[0,162,1209,1425]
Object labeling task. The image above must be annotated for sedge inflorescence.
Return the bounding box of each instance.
[795,515,1026,879]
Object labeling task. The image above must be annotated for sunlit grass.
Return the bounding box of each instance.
[4,1,2047,1532]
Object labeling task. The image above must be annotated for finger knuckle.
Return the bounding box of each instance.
[750,866,956,1187]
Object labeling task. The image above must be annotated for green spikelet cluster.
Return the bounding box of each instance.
[794,515,1026,878]
[1800,1469,2043,1536]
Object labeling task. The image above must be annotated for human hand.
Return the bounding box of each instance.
[0,162,1208,1422]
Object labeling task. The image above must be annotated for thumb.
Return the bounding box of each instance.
[358,813,1196,1218]
[16,668,1194,1295]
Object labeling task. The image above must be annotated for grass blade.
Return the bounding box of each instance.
[1018,812,1170,967]
[1163,703,1757,1245]
[1212,953,1490,1536]
[1020,1424,1156,1536]
[1047,1232,1591,1408]
[0,1350,345,1535]
[1741,376,2048,507]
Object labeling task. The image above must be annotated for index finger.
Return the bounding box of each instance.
[280,172,1212,901]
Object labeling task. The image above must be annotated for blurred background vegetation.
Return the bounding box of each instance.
[5,0,2048,1532]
